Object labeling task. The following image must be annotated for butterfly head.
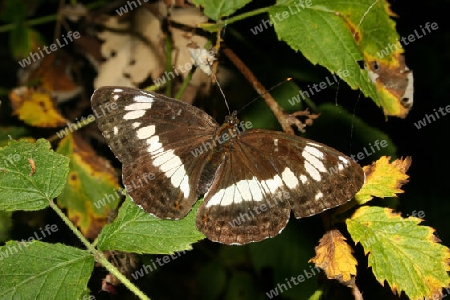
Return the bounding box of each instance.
[224,110,239,126]
[214,111,254,147]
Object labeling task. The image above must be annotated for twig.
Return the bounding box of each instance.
[47,200,150,300]
[351,282,364,300]
[222,46,310,134]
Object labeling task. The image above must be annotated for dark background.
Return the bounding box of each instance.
[0,0,449,299]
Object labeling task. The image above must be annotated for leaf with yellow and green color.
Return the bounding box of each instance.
[271,0,411,118]
[347,206,450,300]
[97,196,205,254]
[355,156,411,204]
[0,139,69,211]
[195,0,412,117]
[365,52,413,118]
[270,0,379,106]
[9,87,67,127]
[309,229,357,283]
[56,133,121,239]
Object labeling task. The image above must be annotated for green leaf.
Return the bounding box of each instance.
[193,0,252,20]
[270,0,409,116]
[0,139,70,211]
[346,206,450,299]
[10,24,45,60]
[0,240,94,300]
[10,22,30,60]
[309,0,399,59]
[56,133,121,239]
[4,0,45,60]
[270,0,378,103]
[97,196,205,254]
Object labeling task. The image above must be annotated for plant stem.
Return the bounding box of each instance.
[175,68,194,100]
[225,7,272,25]
[174,39,214,99]
[0,15,58,33]
[47,200,150,300]
[165,35,173,97]
[0,1,108,33]
[198,7,272,32]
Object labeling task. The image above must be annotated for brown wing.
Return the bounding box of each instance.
[91,86,218,219]
[197,129,364,245]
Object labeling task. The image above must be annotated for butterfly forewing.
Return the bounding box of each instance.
[241,131,365,217]
[91,87,218,219]
[197,130,364,244]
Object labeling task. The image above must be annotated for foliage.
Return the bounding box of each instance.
[0,0,447,299]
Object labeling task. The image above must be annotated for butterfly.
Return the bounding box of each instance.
[91,86,364,245]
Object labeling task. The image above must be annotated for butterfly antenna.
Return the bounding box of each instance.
[238,78,292,113]
[209,65,231,115]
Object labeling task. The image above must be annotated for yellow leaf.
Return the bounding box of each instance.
[56,133,121,239]
[309,229,357,283]
[9,86,67,127]
[347,206,450,300]
[355,156,411,204]
[365,53,413,118]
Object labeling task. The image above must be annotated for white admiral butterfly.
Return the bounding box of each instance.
[91,87,364,245]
